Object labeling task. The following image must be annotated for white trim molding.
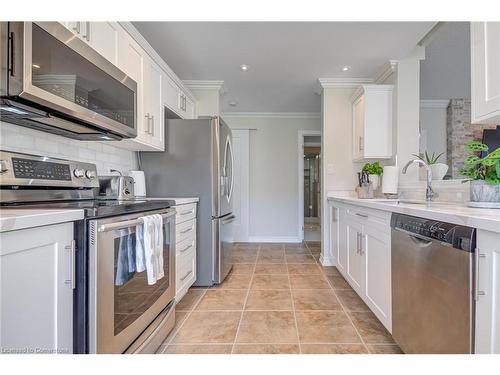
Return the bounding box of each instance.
[183,80,225,92]
[420,99,450,109]
[319,254,336,267]
[222,112,320,119]
[247,236,301,243]
[318,77,373,89]
[374,60,399,83]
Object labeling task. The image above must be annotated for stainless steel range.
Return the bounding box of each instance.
[0,150,176,353]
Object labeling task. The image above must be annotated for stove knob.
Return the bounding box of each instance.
[0,160,9,174]
[73,168,85,178]
[85,170,97,180]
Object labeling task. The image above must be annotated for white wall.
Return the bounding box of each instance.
[224,115,321,242]
[0,120,138,175]
[419,105,448,162]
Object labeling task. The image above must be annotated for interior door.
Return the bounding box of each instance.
[231,129,250,242]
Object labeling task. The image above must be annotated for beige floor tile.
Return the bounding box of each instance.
[172,311,241,344]
[260,243,285,250]
[309,248,321,254]
[232,248,259,256]
[254,263,288,274]
[284,242,307,248]
[348,312,395,344]
[335,290,370,311]
[257,253,286,263]
[231,263,255,275]
[175,288,206,311]
[321,266,342,276]
[287,263,322,275]
[292,289,343,311]
[326,275,352,290]
[234,243,260,250]
[285,254,316,264]
[232,253,258,263]
[162,311,189,344]
[306,241,321,247]
[196,289,247,310]
[368,344,403,354]
[236,311,298,344]
[245,289,293,310]
[285,248,310,255]
[251,274,290,290]
[295,311,361,344]
[301,344,368,354]
[289,274,331,289]
[233,344,300,354]
[215,274,252,289]
[163,344,233,354]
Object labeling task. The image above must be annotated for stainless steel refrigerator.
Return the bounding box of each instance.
[141,117,234,286]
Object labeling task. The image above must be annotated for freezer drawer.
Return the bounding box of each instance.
[213,213,235,284]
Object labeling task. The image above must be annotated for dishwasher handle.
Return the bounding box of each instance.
[394,227,433,247]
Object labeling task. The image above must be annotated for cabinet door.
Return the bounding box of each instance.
[146,60,164,150]
[363,223,392,332]
[0,223,74,353]
[345,218,364,293]
[329,204,339,267]
[352,95,365,160]
[88,22,119,65]
[184,95,196,119]
[163,75,181,115]
[471,22,500,124]
[337,209,348,275]
[475,230,500,353]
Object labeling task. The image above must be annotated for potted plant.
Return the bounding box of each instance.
[459,141,500,206]
[412,151,448,180]
[362,161,383,190]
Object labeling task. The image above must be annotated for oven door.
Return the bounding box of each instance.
[4,22,137,139]
[88,208,176,354]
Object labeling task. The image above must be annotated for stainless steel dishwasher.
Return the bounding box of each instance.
[391,213,476,354]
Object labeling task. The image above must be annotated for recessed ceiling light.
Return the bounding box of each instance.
[240,64,249,72]
[342,66,350,72]
[228,100,238,107]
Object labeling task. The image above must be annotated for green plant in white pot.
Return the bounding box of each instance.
[412,151,448,180]
[362,162,383,190]
[459,141,500,206]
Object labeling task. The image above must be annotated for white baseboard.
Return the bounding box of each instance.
[319,254,336,266]
[247,236,302,243]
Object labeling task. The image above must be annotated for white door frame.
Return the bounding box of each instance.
[231,129,250,242]
[298,130,322,241]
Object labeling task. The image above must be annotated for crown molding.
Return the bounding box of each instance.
[318,78,373,89]
[222,112,321,119]
[183,80,225,92]
[374,60,399,83]
[420,99,450,109]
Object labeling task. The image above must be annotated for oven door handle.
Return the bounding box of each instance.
[97,210,176,233]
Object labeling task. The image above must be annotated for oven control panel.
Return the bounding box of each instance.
[0,150,99,188]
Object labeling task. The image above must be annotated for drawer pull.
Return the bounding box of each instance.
[180,270,192,281]
[180,227,193,234]
[180,209,194,216]
[180,243,193,253]
[355,213,368,218]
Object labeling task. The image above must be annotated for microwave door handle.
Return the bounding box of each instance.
[98,210,176,232]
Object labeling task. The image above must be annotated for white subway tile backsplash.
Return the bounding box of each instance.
[0,120,138,174]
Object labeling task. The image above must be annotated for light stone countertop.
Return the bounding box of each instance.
[141,197,199,205]
[327,192,500,233]
[0,208,84,233]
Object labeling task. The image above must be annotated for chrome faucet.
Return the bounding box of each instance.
[402,159,437,202]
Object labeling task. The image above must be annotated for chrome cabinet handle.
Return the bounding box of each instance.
[356,232,360,254]
[180,227,193,234]
[355,213,368,218]
[180,270,192,281]
[150,115,154,136]
[475,250,487,301]
[359,136,364,151]
[180,243,193,253]
[86,21,90,42]
[65,240,76,289]
[359,234,364,255]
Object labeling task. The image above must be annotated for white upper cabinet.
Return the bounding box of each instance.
[351,85,394,161]
[471,22,500,124]
[163,75,196,119]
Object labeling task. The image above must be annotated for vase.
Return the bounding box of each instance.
[470,180,500,203]
[430,163,448,180]
[369,174,380,190]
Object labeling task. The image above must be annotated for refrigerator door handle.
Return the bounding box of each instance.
[221,214,236,225]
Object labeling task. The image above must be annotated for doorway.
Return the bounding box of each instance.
[298,131,321,243]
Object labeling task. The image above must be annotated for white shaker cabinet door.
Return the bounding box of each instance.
[471,22,500,124]
[0,223,74,354]
[345,218,364,294]
[88,22,119,65]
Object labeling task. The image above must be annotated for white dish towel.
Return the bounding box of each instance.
[141,214,164,285]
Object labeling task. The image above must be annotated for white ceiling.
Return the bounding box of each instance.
[133,22,435,112]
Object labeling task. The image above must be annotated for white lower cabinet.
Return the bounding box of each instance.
[475,229,500,354]
[328,200,392,332]
[174,202,198,301]
[0,223,75,353]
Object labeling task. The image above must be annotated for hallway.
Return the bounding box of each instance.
[159,242,401,354]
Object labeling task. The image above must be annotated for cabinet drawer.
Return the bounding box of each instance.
[176,235,196,256]
[175,203,197,224]
[345,207,390,229]
[176,219,196,244]
[176,240,196,294]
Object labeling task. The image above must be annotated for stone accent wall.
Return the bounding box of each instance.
[446,99,498,178]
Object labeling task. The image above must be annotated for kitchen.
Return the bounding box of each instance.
[1,2,500,370]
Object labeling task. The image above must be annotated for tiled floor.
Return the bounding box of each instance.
[158,241,402,354]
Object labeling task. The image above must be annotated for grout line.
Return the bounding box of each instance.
[230,244,260,354]
[287,241,303,354]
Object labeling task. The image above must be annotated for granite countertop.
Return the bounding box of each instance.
[327,192,500,233]
[0,208,84,233]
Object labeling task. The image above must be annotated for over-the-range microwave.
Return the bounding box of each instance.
[0,22,137,140]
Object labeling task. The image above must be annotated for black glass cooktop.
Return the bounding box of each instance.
[2,199,174,219]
